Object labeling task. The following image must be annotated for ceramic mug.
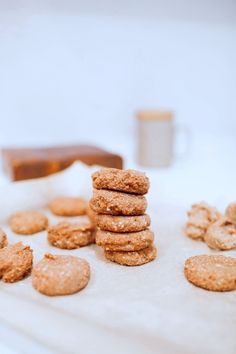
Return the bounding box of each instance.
[136,111,190,167]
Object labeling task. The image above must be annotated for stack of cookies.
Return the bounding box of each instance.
[89,168,157,266]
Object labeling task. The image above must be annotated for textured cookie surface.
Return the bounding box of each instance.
[225,203,236,225]
[105,245,157,266]
[0,228,7,248]
[90,189,147,216]
[185,202,221,240]
[0,242,33,283]
[96,214,151,233]
[92,168,149,195]
[184,255,236,292]
[10,211,48,235]
[32,254,90,296]
[204,217,236,250]
[96,229,154,251]
[48,221,95,249]
[49,196,87,216]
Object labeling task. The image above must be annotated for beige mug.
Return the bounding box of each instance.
[136,111,190,167]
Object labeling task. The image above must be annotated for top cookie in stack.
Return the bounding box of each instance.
[90,168,157,266]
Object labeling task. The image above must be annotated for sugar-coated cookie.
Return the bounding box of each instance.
[96,214,151,233]
[96,229,154,251]
[184,255,236,292]
[49,196,87,216]
[204,217,236,250]
[0,242,33,283]
[10,211,48,235]
[185,202,221,240]
[90,189,147,216]
[92,168,149,195]
[48,221,95,249]
[0,228,7,248]
[225,203,236,225]
[32,254,90,296]
[105,245,157,266]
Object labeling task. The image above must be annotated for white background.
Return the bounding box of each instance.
[0,1,235,199]
[0,0,235,158]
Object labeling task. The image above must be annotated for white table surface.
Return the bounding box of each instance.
[0,133,235,354]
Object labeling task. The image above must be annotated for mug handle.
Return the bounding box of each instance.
[175,124,192,159]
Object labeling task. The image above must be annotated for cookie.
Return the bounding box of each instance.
[90,189,147,216]
[225,203,236,225]
[0,242,33,283]
[184,255,236,292]
[48,221,95,249]
[49,196,87,216]
[105,245,157,266]
[185,202,221,240]
[96,214,151,233]
[204,217,236,250]
[96,229,154,251]
[10,211,48,235]
[0,228,7,248]
[92,168,149,195]
[32,253,90,296]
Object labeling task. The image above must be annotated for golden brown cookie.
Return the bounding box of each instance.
[184,255,236,292]
[96,214,151,233]
[185,202,221,240]
[225,203,236,225]
[96,229,154,251]
[10,211,48,235]
[204,217,236,250]
[32,253,90,296]
[49,196,87,216]
[0,242,33,283]
[92,168,149,195]
[48,221,95,249]
[105,245,157,266]
[90,189,147,216]
[0,228,7,248]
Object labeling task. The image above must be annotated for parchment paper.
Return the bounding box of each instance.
[0,162,235,354]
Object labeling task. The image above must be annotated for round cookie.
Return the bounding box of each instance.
[48,221,95,249]
[105,245,157,266]
[32,253,90,296]
[204,217,236,250]
[185,202,221,240]
[96,214,151,233]
[90,189,147,216]
[0,228,7,248]
[92,168,149,195]
[0,242,33,283]
[96,229,154,251]
[10,211,48,235]
[49,196,87,216]
[225,203,236,225]
[184,255,236,292]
